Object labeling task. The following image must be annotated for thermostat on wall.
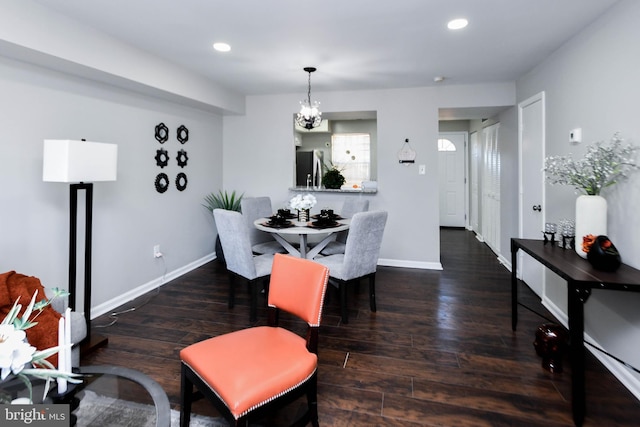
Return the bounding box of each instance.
[570,128,582,143]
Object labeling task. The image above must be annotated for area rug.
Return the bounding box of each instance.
[74,390,228,427]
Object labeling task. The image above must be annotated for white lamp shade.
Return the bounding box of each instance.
[43,139,118,182]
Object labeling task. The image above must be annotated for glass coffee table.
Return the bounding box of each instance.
[73,365,171,427]
[2,365,171,427]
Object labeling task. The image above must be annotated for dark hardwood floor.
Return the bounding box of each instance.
[81,229,640,426]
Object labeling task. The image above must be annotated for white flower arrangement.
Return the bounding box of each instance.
[544,132,638,196]
[289,193,317,211]
[0,289,81,403]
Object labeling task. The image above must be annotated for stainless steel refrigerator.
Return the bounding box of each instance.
[296,150,324,188]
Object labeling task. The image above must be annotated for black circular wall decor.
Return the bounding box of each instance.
[176,172,188,191]
[176,149,189,168]
[177,125,189,144]
[155,173,169,193]
[155,148,169,168]
[155,122,169,143]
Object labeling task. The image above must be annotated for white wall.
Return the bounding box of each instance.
[497,107,519,260]
[517,0,640,397]
[223,84,515,268]
[0,55,223,317]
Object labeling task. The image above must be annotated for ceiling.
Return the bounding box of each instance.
[32,0,618,118]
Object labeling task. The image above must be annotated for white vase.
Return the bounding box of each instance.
[575,195,607,258]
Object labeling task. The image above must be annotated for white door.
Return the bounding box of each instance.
[482,124,500,254]
[470,131,481,236]
[518,92,546,298]
[438,132,467,227]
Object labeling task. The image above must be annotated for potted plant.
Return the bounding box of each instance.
[544,132,638,257]
[203,190,243,264]
[321,163,346,189]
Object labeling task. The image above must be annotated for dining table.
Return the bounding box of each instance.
[253,216,350,259]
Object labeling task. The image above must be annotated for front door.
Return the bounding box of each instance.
[438,132,467,227]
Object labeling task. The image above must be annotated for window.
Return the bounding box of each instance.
[331,133,370,185]
[438,138,457,152]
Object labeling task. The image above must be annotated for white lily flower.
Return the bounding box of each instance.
[0,324,35,380]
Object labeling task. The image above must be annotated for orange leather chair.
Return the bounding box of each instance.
[179,253,329,426]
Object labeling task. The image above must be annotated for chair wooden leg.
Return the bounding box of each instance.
[340,280,349,324]
[290,373,317,427]
[308,373,319,427]
[180,364,193,427]
[369,273,377,312]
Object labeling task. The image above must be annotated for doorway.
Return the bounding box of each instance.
[438,132,468,228]
[518,92,546,298]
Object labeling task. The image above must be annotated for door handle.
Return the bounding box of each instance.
[532,205,542,212]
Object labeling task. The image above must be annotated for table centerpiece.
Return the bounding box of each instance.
[289,193,317,223]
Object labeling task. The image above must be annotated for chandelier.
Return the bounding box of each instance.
[295,67,322,130]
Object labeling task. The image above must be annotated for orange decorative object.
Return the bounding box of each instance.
[586,235,622,271]
[582,234,597,253]
[0,271,62,366]
[179,254,329,426]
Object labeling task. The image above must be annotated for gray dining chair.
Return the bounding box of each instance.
[320,198,370,256]
[213,208,274,322]
[314,210,387,323]
[240,196,287,255]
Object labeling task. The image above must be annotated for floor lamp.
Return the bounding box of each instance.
[43,139,118,353]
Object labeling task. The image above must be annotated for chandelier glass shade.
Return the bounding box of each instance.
[295,67,322,130]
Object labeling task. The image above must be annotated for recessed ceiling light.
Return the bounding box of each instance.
[213,42,231,52]
[447,18,468,30]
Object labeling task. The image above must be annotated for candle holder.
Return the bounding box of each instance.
[543,231,556,245]
[562,235,576,250]
[558,218,576,250]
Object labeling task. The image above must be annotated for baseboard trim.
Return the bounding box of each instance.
[378,258,443,270]
[497,254,511,271]
[93,253,440,319]
[91,253,216,319]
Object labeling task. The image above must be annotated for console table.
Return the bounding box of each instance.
[511,238,640,426]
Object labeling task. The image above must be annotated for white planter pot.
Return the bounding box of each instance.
[575,195,607,258]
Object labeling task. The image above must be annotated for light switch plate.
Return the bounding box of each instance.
[418,164,426,175]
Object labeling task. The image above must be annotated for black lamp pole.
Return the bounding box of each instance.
[69,182,107,351]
